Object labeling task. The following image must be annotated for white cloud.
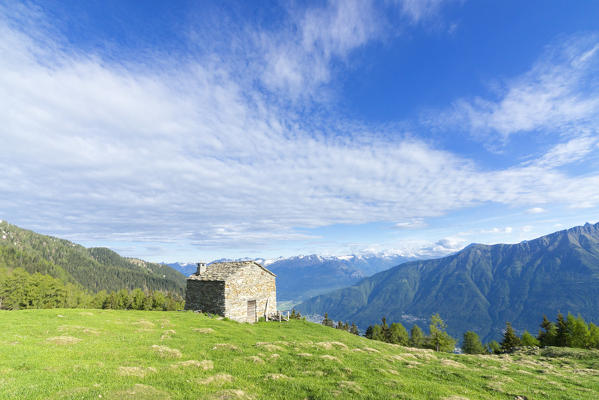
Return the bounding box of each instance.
[440,35,599,142]
[395,218,427,229]
[481,227,513,234]
[521,225,533,233]
[532,136,599,168]
[260,0,382,98]
[526,207,546,214]
[397,0,448,23]
[2,5,599,257]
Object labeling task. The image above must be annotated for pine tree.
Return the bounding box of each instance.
[520,330,540,347]
[538,315,557,347]
[410,324,424,348]
[588,323,599,349]
[389,323,409,345]
[381,317,390,342]
[462,331,485,354]
[336,320,344,330]
[322,313,334,328]
[568,314,589,348]
[371,324,385,341]
[429,313,455,352]
[350,323,360,335]
[500,322,521,352]
[555,313,569,347]
[343,321,349,331]
[365,325,374,339]
[486,340,501,354]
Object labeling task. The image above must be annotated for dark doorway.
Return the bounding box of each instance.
[247,300,256,322]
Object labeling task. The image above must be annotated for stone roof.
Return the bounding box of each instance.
[187,261,276,281]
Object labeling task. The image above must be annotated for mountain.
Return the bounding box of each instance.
[265,254,416,302]
[168,254,417,303]
[0,221,186,294]
[166,262,198,277]
[297,222,599,342]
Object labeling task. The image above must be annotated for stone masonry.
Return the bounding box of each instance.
[184,261,277,323]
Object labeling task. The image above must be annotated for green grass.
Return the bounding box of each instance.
[1,310,598,399]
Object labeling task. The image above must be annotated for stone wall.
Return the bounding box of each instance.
[184,280,225,314]
[224,266,276,323]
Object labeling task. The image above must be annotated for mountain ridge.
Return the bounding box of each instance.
[297,222,599,341]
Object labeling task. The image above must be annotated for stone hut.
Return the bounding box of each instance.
[184,261,277,323]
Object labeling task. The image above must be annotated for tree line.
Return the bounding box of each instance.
[465,313,599,354]
[0,267,184,311]
[321,312,456,352]
[320,310,599,354]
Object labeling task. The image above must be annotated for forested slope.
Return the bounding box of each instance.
[0,221,185,294]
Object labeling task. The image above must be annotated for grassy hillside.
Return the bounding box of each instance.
[298,222,599,342]
[0,221,185,294]
[1,309,598,399]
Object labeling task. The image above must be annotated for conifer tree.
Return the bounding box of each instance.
[350,323,360,335]
[555,313,569,347]
[429,313,455,352]
[371,324,385,341]
[520,330,540,347]
[410,324,424,348]
[389,322,409,345]
[381,317,391,342]
[486,340,501,354]
[462,331,485,354]
[500,322,521,352]
[365,325,374,339]
[322,313,334,327]
[588,323,599,349]
[567,313,589,348]
[538,315,557,347]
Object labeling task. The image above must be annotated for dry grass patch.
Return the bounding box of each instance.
[208,389,253,399]
[301,370,325,376]
[440,359,467,369]
[212,343,240,351]
[197,373,233,385]
[151,345,182,358]
[338,381,361,393]
[297,353,312,357]
[134,320,155,328]
[118,366,157,377]
[264,373,289,380]
[270,353,280,359]
[58,325,100,335]
[172,360,214,370]
[320,355,340,362]
[160,330,176,340]
[78,312,94,316]
[362,347,380,353]
[107,384,170,400]
[255,342,284,352]
[441,396,470,400]
[247,356,264,364]
[193,327,215,334]
[47,336,81,345]
[316,341,348,350]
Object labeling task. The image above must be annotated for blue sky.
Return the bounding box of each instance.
[1,0,599,262]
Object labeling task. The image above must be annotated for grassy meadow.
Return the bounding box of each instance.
[1,309,598,399]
